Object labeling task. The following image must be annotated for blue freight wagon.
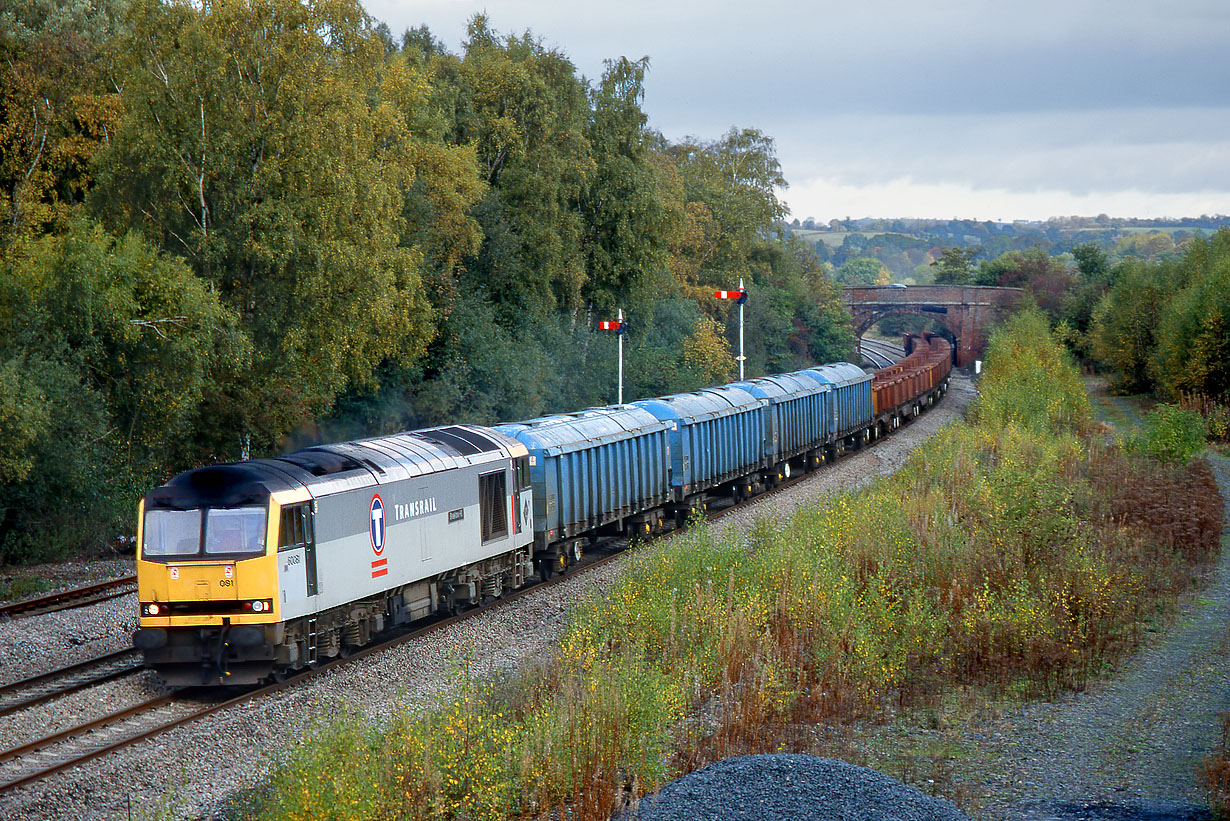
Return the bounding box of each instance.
[728,373,831,477]
[792,362,873,450]
[632,386,766,514]
[493,406,670,575]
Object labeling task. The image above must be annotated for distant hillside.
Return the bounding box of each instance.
[786,215,1230,284]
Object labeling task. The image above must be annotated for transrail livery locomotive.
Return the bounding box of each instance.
[133,333,952,685]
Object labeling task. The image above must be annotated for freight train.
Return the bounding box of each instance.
[132,333,952,686]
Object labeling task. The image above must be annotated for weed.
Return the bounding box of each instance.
[0,573,51,601]
[248,309,1225,821]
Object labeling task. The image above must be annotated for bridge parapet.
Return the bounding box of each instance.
[842,285,1022,366]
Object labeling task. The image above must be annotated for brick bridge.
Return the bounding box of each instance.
[842,285,1023,366]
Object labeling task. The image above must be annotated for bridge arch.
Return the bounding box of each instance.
[842,285,1022,366]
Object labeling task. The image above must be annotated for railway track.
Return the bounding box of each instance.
[0,382,949,796]
[859,336,905,368]
[0,648,145,718]
[0,576,137,620]
[0,548,633,796]
[0,691,209,794]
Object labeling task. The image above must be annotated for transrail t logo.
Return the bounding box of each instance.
[369,494,385,555]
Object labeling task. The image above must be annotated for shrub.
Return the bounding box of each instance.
[1133,404,1208,464]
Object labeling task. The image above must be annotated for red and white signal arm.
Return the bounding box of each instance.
[599,319,627,333]
[714,289,747,303]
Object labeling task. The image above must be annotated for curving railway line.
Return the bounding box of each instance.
[0,576,137,620]
[858,336,906,369]
[0,379,952,796]
[0,648,144,718]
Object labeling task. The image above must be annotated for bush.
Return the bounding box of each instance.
[1133,404,1208,464]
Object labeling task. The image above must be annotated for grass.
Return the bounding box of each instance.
[239,309,1225,820]
[0,573,52,602]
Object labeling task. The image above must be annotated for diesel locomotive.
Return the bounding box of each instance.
[133,333,952,686]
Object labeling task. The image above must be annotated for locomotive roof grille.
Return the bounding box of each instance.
[275,448,365,477]
[415,426,502,456]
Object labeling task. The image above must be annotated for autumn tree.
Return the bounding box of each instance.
[0,219,239,559]
[665,127,787,294]
[92,0,449,457]
[0,0,122,243]
[579,56,668,316]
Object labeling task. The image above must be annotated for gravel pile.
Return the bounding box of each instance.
[623,754,971,821]
[0,376,975,820]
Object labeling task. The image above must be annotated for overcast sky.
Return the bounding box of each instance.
[364,0,1229,222]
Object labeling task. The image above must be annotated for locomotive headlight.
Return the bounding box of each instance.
[143,603,161,616]
[251,600,264,613]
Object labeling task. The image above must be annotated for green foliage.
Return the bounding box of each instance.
[580,57,668,315]
[1091,229,1230,399]
[1090,258,1179,393]
[1,5,856,561]
[0,219,238,560]
[1152,231,1230,398]
[254,712,403,820]
[931,246,978,284]
[1131,404,1208,464]
[0,0,122,241]
[836,256,889,286]
[447,16,594,321]
[972,308,1093,434]
[0,573,52,601]
[92,0,444,454]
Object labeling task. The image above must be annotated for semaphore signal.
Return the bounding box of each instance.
[714,279,748,379]
[599,308,627,403]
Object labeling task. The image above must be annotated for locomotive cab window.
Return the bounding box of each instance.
[278,504,313,552]
[515,456,530,490]
[204,508,267,556]
[142,506,266,559]
[143,509,203,557]
[479,470,508,542]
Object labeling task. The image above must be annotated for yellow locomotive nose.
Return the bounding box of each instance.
[164,562,238,601]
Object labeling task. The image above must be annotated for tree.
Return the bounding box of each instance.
[980,249,1074,318]
[447,16,595,322]
[1152,230,1230,398]
[681,316,734,386]
[836,257,889,286]
[665,127,787,290]
[0,219,240,559]
[0,0,122,243]
[931,247,978,284]
[1090,259,1176,393]
[92,0,443,457]
[579,57,668,316]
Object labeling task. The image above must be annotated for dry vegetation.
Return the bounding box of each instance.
[234,310,1224,821]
